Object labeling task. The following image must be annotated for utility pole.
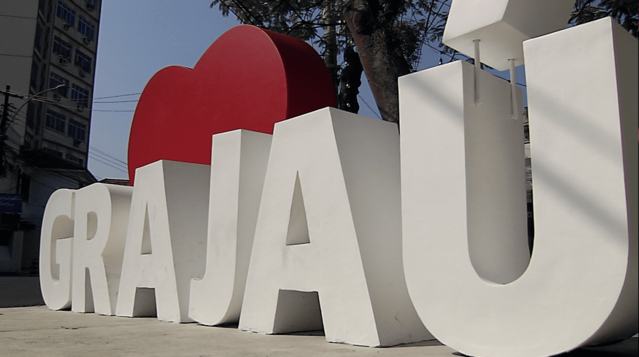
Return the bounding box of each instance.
[0,85,24,175]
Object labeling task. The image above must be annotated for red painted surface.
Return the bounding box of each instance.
[127,25,336,184]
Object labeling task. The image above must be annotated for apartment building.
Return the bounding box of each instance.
[0,0,101,273]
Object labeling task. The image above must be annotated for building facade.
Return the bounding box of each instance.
[0,0,100,273]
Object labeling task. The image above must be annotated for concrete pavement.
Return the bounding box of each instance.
[1,306,457,357]
[1,306,637,357]
[0,277,637,356]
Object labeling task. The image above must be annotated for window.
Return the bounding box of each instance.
[66,154,84,166]
[53,36,72,58]
[30,62,39,88]
[49,72,69,96]
[71,84,89,107]
[74,50,92,72]
[67,119,87,141]
[43,147,64,158]
[46,110,67,133]
[56,1,76,25]
[20,174,31,203]
[43,29,50,57]
[40,66,47,92]
[34,24,42,52]
[26,102,36,129]
[85,0,96,11]
[78,16,95,41]
[24,133,34,147]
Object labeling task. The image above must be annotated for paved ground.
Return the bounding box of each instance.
[0,277,637,357]
[0,306,637,357]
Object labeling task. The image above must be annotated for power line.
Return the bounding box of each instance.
[93,92,141,100]
[93,99,138,103]
[29,97,88,110]
[90,146,127,166]
[89,154,128,174]
[89,153,127,172]
[92,109,135,112]
[10,89,142,104]
[4,146,96,187]
[357,95,382,120]
[89,150,127,171]
[27,98,137,113]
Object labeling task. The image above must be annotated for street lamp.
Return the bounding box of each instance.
[3,84,67,136]
[0,84,66,176]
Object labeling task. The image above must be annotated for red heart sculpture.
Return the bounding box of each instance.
[127,25,336,184]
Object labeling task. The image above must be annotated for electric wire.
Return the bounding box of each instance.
[89,154,128,174]
[93,92,141,100]
[88,150,127,171]
[357,95,382,120]
[90,146,127,166]
[93,99,138,103]
[89,153,127,172]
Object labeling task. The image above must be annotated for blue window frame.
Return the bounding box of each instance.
[49,72,69,97]
[46,110,67,133]
[56,1,76,25]
[53,36,72,58]
[71,84,89,107]
[67,119,87,141]
[78,16,95,41]
[74,50,92,72]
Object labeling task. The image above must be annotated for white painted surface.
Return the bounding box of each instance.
[400,59,529,286]
[239,107,431,347]
[402,18,638,357]
[72,184,133,315]
[443,0,573,70]
[39,189,75,310]
[116,161,210,323]
[190,130,272,325]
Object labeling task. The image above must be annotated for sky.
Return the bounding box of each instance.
[89,0,526,181]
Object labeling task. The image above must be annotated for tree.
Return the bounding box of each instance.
[210,0,450,123]
[571,0,638,37]
[211,0,637,125]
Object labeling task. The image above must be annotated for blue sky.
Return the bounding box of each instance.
[90,0,383,180]
[90,1,239,180]
[89,0,525,180]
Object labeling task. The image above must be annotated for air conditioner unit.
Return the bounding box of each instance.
[63,23,71,30]
[76,105,84,112]
[79,70,86,78]
[86,3,95,11]
[82,37,92,45]
[59,57,68,65]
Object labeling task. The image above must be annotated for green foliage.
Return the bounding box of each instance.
[211,0,636,120]
[210,0,451,117]
[210,0,450,73]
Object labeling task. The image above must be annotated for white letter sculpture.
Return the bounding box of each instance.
[239,107,431,346]
[402,8,638,357]
[443,0,574,70]
[40,189,75,310]
[189,130,272,325]
[116,160,210,322]
[72,184,133,315]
